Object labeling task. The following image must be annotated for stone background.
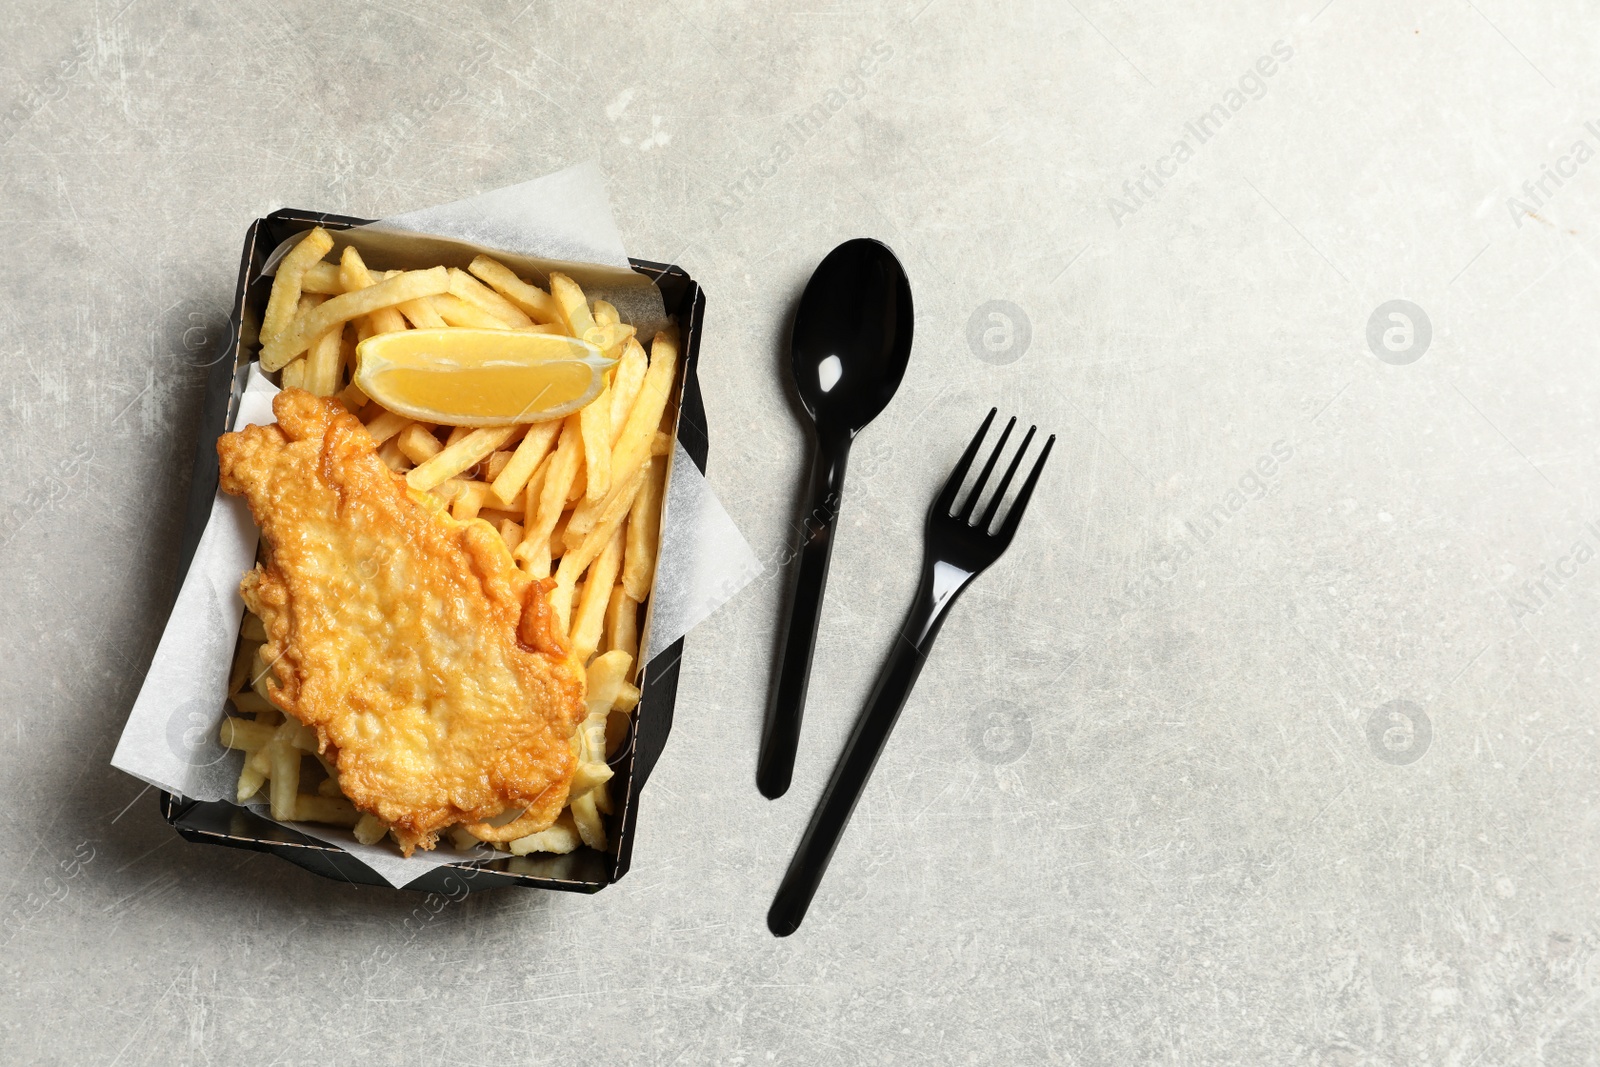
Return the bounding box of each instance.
[2,1,1598,1063]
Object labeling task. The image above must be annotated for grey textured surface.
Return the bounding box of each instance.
[2,1,1598,1064]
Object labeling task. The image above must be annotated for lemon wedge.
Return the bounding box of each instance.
[354,329,615,426]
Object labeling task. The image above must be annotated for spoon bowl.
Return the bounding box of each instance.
[789,238,914,434]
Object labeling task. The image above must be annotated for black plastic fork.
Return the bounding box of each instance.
[768,409,1055,936]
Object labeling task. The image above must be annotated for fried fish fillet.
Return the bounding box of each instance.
[216,388,586,855]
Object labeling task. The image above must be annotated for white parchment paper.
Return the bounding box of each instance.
[646,440,766,663]
[367,161,631,269]
[112,164,761,887]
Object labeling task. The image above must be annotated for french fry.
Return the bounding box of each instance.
[514,415,583,577]
[219,717,274,751]
[518,455,550,533]
[300,260,342,294]
[547,507,572,562]
[488,478,528,508]
[280,293,323,393]
[567,461,587,506]
[652,431,671,456]
[249,648,276,704]
[429,292,508,330]
[485,451,515,481]
[365,307,407,336]
[571,527,624,663]
[569,790,606,850]
[261,266,450,370]
[245,743,273,778]
[623,455,667,600]
[586,649,633,711]
[378,437,412,472]
[579,381,611,502]
[484,489,527,515]
[565,327,677,542]
[608,338,648,446]
[292,794,361,828]
[406,426,518,492]
[549,579,575,635]
[260,228,334,351]
[569,651,627,799]
[547,272,596,338]
[497,517,525,553]
[591,300,620,329]
[479,506,521,525]
[339,246,409,336]
[467,255,559,323]
[491,419,562,506]
[362,409,412,445]
[449,481,491,521]
[304,324,343,396]
[556,465,645,590]
[236,762,266,803]
[229,639,258,694]
[396,423,444,466]
[396,296,448,329]
[604,586,638,661]
[568,752,612,799]
[427,477,471,505]
[240,613,266,641]
[353,814,389,845]
[509,812,580,855]
[269,740,301,822]
[289,721,318,751]
[335,247,371,289]
[447,826,483,851]
[445,425,474,448]
[448,268,534,328]
[566,764,608,806]
[337,380,368,413]
[601,646,636,755]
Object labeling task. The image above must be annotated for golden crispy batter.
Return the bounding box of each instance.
[217,389,586,855]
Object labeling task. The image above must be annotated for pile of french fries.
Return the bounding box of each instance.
[219,227,678,856]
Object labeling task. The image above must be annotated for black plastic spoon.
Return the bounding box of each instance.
[757,238,914,800]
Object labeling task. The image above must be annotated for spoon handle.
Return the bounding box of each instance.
[758,436,851,799]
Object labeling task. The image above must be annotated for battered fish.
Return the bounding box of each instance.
[216,388,586,855]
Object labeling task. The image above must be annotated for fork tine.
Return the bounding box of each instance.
[958,417,1015,524]
[934,408,996,516]
[995,434,1055,541]
[977,424,1036,532]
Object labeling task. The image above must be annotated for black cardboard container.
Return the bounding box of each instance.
[158,209,706,895]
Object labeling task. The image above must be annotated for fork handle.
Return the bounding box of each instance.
[768,565,959,936]
[758,434,851,799]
